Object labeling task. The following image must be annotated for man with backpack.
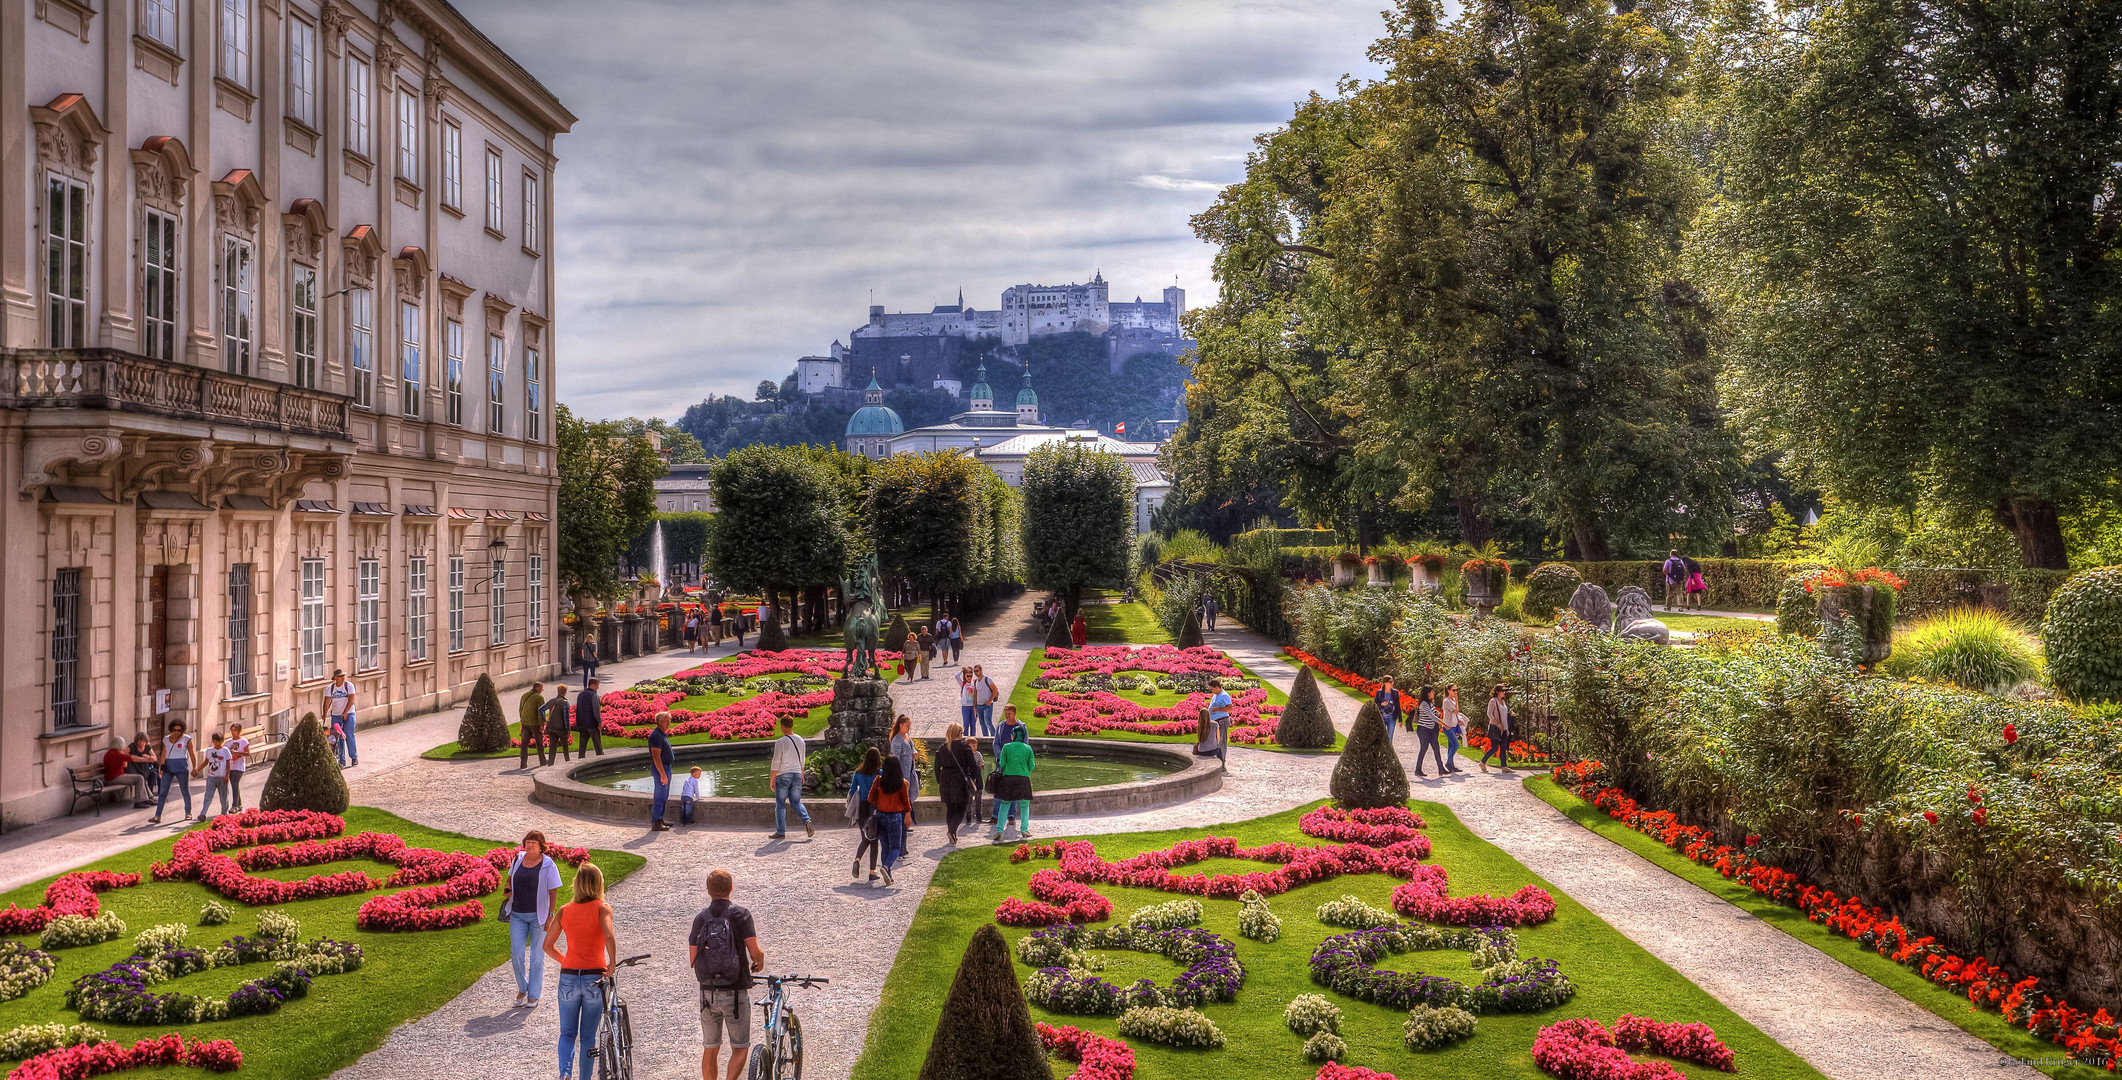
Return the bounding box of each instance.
[690,869,765,1080]
[1661,551,1687,611]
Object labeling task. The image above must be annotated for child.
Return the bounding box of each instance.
[199,731,234,820]
[679,766,703,825]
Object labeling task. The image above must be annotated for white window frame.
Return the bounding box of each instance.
[447,554,465,652]
[407,556,429,662]
[441,121,463,209]
[45,175,88,349]
[356,558,380,672]
[219,0,251,87]
[484,147,504,233]
[395,84,420,181]
[487,333,506,435]
[349,286,373,407]
[521,171,540,252]
[290,263,318,388]
[445,318,465,425]
[525,345,543,443]
[142,0,179,49]
[400,300,422,418]
[346,54,372,159]
[288,17,317,128]
[488,557,506,647]
[527,553,544,639]
[299,558,327,682]
[143,208,179,361]
[221,235,254,375]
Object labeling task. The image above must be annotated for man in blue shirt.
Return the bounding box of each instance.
[1373,675,1401,741]
[647,711,676,832]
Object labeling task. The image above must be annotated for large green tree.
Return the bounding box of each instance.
[1696,0,2122,568]
[555,404,662,604]
[1021,443,1134,616]
[707,445,855,625]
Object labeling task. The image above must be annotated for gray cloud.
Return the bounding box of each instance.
[451,0,1387,418]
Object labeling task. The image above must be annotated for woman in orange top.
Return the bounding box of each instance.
[543,862,617,1080]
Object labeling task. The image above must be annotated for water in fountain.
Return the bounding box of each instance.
[651,519,667,591]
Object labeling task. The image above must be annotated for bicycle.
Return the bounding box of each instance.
[748,973,828,1079]
[595,953,650,1080]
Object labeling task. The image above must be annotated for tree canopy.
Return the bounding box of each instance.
[1021,442,1134,613]
[556,404,663,602]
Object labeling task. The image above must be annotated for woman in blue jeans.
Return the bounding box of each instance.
[543,862,616,1080]
[498,831,564,1008]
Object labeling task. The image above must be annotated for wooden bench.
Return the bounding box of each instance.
[68,765,106,816]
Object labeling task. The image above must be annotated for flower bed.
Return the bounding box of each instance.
[1036,1022,1135,1080]
[6,1032,241,1080]
[1029,645,1284,742]
[1551,760,2114,1069]
[1530,1015,1736,1080]
[0,873,141,936]
[1017,924,1243,1014]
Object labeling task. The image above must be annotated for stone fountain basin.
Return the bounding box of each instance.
[531,737,1220,827]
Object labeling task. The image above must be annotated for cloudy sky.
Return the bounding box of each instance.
[453,0,1389,421]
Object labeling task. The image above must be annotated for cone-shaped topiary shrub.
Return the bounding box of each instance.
[1045,605,1075,649]
[259,713,349,814]
[883,613,910,653]
[456,673,511,753]
[1521,563,1582,623]
[1330,702,1409,809]
[756,606,788,651]
[2045,566,2122,703]
[916,923,1054,1080]
[1276,667,1336,749]
[1177,609,1204,648]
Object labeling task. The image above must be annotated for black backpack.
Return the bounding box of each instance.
[691,906,747,988]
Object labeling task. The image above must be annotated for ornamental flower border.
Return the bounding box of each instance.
[1017,924,1244,1014]
[1030,645,1284,743]
[1530,1015,1737,1080]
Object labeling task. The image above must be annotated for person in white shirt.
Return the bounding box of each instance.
[679,766,703,826]
[198,731,234,820]
[225,724,252,811]
[766,717,812,840]
[971,664,998,738]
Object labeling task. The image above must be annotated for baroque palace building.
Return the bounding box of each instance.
[0,0,572,825]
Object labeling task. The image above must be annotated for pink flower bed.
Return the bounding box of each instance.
[1036,1023,1135,1080]
[1300,806,1430,850]
[0,871,141,935]
[1531,1016,1736,1080]
[570,649,846,743]
[1391,864,1556,927]
[151,809,588,932]
[1031,645,1283,741]
[7,1033,241,1080]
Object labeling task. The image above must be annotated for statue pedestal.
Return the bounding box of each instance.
[823,676,896,748]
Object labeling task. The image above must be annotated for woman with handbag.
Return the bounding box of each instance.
[935,722,980,846]
[846,748,883,885]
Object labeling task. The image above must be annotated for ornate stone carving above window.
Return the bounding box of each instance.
[132,136,198,214]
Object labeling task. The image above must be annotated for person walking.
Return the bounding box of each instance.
[1412,686,1447,778]
[1204,594,1219,631]
[149,720,198,825]
[543,861,616,1080]
[1069,610,1088,649]
[197,731,234,819]
[935,722,981,846]
[519,681,549,770]
[767,715,812,840]
[1372,675,1401,743]
[575,679,605,757]
[948,614,963,664]
[1661,551,1686,611]
[1439,685,1466,773]
[1479,684,1515,773]
[680,766,703,825]
[499,831,564,1008]
[577,635,601,689]
[989,731,1034,843]
[889,715,919,824]
[544,689,574,764]
[847,748,883,884]
[100,738,152,808]
[957,669,977,737]
[869,756,913,885]
[972,665,998,737]
[225,724,251,810]
[325,670,359,767]
[648,711,676,832]
[691,869,765,1080]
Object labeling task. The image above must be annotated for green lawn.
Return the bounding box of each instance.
[1526,777,2105,1080]
[851,799,1828,1080]
[0,807,644,1079]
[1008,648,1343,752]
[1083,601,1172,644]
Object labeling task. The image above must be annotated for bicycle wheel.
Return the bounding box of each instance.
[775,1012,803,1080]
[611,999,634,1080]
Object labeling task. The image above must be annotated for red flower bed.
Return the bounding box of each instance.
[1032,645,1282,742]
[1391,864,1556,927]
[0,871,141,935]
[151,809,586,933]
[1554,763,2119,1069]
[1531,1015,1735,1080]
[7,1033,241,1080]
[1299,806,1431,853]
[1036,1023,1135,1080]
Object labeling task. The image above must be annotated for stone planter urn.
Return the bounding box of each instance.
[1817,584,1894,665]
[1464,564,1508,616]
[1330,554,1362,589]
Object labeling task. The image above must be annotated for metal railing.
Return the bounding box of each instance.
[1,349,351,439]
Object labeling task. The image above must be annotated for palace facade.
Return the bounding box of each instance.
[0,0,572,825]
